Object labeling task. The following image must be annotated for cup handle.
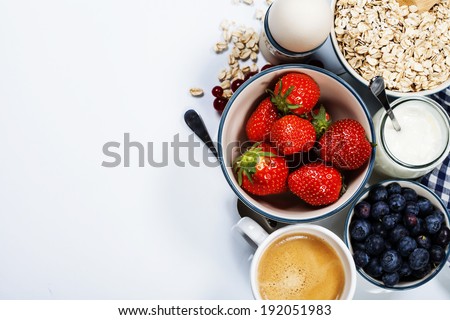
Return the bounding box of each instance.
[235,216,269,247]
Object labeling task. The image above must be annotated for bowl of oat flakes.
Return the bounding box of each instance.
[330,0,450,97]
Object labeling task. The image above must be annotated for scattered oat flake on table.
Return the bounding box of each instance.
[213,22,260,87]
[189,88,204,97]
[255,8,265,20]
[208,1,270,112]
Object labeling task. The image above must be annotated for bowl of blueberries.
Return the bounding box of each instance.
[345,179,450,289]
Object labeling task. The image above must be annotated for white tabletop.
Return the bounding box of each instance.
[0,0,449,299]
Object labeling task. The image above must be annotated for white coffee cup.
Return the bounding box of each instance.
[236,217,356,300]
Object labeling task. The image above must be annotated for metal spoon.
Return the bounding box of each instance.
[184,109,219,158]
[369,76,402,132]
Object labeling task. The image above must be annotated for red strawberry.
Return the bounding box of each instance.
[269,115,316,155]
[269,72,320,116]
[319,119,372,170]
[305,105,332,139]
[288,163,342,206]
[246,97,280,142]
[233,143,288,196]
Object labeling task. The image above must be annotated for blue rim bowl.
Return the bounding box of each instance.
[218,64,376,223]
[330,0,450,98]
[344,179,450,290]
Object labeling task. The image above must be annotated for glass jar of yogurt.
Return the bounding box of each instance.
[373,96,450,179]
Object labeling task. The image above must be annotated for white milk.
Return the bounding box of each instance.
[373,97,450,179]
[268,0,332,53]
[259,0,332,64]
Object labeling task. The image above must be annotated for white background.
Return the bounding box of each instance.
[0,0,449,300]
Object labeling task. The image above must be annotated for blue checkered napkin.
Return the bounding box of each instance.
[431,87,450,113]
[420,87,450,210]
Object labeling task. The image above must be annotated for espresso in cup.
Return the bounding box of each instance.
[236,217,356,300]
[257,232,345,300]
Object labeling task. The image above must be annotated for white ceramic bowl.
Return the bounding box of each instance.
[345,179,450,290]
[218,64,376,223]
[330,0,450,98]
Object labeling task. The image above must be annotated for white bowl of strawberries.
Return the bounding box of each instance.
[218,64,376,223]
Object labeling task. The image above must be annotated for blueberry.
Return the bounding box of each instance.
[416,235,432,250]
[410,218,425,236]
[388,194,406,212]
[382,272,400,287]
[386,182,402,195]
[417,197,433,216]
[371,201,390,220]
[373,222,388,238]
[432,210,446,224]
[403,212,418,229]
[382,214,398,230]
[402,187,418,202]
[398,262,412,278]
[430,245,445,263]
[364,258,383,278]
[353,250,370,268]
[425,214,442,234]
[352,241,366,252]
[392,213,403,224]
[384,241,393,250]
[365,234,386,256]
[432,226,450,247]
[350,219,372,241]
[381,249,402,272]
[369,185,388,202]
[389,225,409,243]
[397,236,417,257]
[412,264,432,279]
[354,201,371,219]
[408,248,430,271]
[404,202,420,216]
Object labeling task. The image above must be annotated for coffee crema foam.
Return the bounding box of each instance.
[257,233,345,300]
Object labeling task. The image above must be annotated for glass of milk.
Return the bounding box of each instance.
[373,96,450,179]
[259,0,332,64]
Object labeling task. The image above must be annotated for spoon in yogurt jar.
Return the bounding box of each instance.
[369,76,402,132]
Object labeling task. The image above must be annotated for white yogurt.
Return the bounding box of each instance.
[373,97,450,179]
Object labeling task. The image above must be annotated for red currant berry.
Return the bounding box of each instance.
[261,64,272,71]
[213,97,228,111]
[211,86,224,98]
[244,72,257,81]
[231,79,244,92]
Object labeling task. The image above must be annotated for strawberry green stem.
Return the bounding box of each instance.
[311,105,331,139]
[267,80,300,116]
[233,143,275,186]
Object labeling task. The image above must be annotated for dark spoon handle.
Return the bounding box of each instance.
[184,109,219,159]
